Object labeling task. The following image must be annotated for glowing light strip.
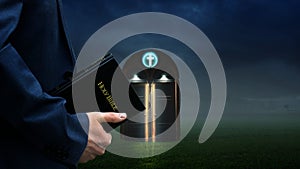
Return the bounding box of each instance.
[145,83,149,142]
[151,83,156,142]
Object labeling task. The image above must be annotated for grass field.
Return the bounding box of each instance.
[78,114,300,169]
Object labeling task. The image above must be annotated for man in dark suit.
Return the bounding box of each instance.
[0,0,126,168]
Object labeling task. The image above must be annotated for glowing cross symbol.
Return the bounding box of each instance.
[142,52,158,68]
[147,55,154,67]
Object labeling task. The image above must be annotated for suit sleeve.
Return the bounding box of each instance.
[0,0,88,167]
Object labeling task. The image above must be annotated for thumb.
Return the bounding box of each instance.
[97,112,127,123]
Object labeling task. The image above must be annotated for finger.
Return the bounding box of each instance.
[89,153,96,160]
[86,140,106,156]
[79,151,96,163]
[97,112,127,123]
[91,141,106,155]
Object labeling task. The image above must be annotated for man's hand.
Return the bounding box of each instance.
[79,112,127,163]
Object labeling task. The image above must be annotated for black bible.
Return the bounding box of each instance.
[50,53,145,132]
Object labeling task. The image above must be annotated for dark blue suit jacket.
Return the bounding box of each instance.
[0,0,88,168]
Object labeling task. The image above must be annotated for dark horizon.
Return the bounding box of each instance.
[63,0,300,115]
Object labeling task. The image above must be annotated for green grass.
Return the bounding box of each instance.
[79,114,300,169]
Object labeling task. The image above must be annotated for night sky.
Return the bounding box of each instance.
[63,0,300,115]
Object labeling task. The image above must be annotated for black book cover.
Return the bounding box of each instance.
[50,53,145,132]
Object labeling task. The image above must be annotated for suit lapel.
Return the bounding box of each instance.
[56,0,76,65]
